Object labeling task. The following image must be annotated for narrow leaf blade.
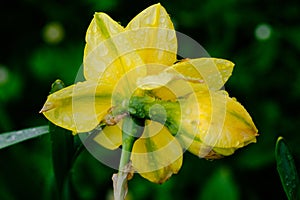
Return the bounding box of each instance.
[0,125,48,149]
[275,136,300,200]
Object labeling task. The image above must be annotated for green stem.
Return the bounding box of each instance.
[119,133,134,171]
[113,117,144,200]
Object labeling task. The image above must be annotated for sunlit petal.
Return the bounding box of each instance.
[84,13,145,83]
[177,133,223,159]
[198,91,258,149]
[41,80,113,133]
[131,121,182,183]
[177,90,258,157]
[126,3,177,66]
[93,122,123,150]
[139,58,234,100]
[169,58,234,91]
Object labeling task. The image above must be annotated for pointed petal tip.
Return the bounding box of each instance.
[39,102,55,113]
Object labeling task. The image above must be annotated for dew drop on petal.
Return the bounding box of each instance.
[215,59,225,66]
[124,56,132,67]
[98,44,109,56]
[157,50,164,60]
[168,43,177,51]
[108,24,120,34]
[63,115,71,124]
[185,108,191,115]
[160,17,166,24]
[144,13,154,25]
[167,30,176,41]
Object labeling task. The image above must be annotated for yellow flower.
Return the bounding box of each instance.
[40,3,258,183]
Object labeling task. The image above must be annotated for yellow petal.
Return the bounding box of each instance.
[40,80,113,133]
[169,58,234,90]
[93,123,122,150]
[145,78,196,101]
[84,12,123,80]
[126,3,177,66]
[200,91,258,149]
[136,71,174,90]
[131,121,182,183]
[177,133,223,159]
[147,58,234,100]
[177,90,258,157]
[84,12,145,83]
[175,92,214,158]
[177,130,210,158]
[211,147,236,156]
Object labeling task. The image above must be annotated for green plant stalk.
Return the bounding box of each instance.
[276,136,300,200]
[114,117,144,200]
[114,134,134,200]
[113,96,179,199]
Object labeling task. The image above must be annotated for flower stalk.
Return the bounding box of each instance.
[113,117,144,200]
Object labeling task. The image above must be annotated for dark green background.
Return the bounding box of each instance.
[0,0,299,199]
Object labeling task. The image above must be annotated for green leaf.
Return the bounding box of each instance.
[275,137,300,200]
[49,79,77,199]
[0,125,48,149]
[50,121,74,198]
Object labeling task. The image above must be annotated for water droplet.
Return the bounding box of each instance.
[108,24,119,34]
[144,13,154,25]
[95,60,106,73]
[124,56,132,67]
[168,43,177,51]
[235,141,241,146]
[167,30,176,41]
[63,115,70,123]
[185,108,191,115]
[160,17,166,24]
[15,130,23,135]
[6,135,16,142]
[215,59,226,65]
[129,107,136,114]
[122,99,128,108]
[98,44,108,56]
[157,50,164,60]
[138,112,145,118]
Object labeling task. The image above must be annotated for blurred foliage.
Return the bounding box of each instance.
[0,0,299,199]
